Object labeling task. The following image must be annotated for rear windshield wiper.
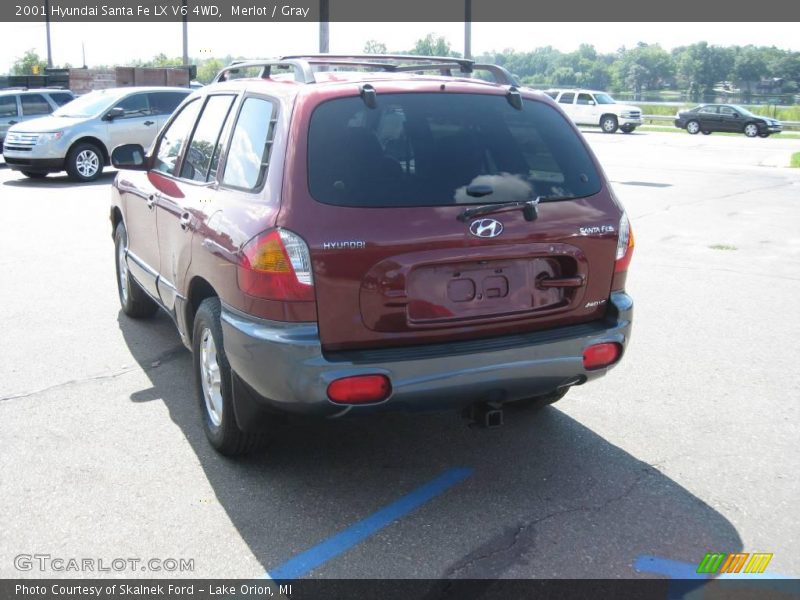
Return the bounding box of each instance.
[457,194,575,223]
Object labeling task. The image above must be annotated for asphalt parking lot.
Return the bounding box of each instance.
[1,130,798,582]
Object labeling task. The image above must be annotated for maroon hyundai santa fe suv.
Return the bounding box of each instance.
[110,55,634,455]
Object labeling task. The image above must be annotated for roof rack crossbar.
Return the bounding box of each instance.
[213,59,316,84]
[281,53,476,70]
[301,59,401,71]
[214,55,520,87]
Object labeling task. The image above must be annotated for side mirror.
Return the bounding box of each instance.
[732,112,740,118]
[111,144,148,170]
[104,107,125,121]
[588,100,595,106]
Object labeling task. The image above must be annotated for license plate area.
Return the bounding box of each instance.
[406,257,573,325]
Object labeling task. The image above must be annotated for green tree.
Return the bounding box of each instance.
[733,46,767,94]
[363,40,387,54]
[409,34,460,58]
[673,42,734,93]
[12,49,48,75]
[132,53,184,68]
[196,58,225,84]
[617,43,673,94]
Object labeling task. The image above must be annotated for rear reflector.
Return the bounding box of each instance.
[583,343,622,370]
[327,375,392,404]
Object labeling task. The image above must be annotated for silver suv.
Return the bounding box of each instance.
[0,88,75,152]
[3,86,190,181]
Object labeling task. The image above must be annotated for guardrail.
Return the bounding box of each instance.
[642,114,800,132]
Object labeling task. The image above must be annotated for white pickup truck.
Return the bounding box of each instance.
[545,89,643,134]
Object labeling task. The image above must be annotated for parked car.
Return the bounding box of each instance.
[545,89,642,133]
[3,86,191,181]
[110,55,634,456]
[0,88,75,153]
[674,104,783,137]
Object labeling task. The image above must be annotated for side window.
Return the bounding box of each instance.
[543,91,558,100]
[222,97,277,191]
[20,94,52,116]
[558,92,575,105]
[577,93,593,105]
[152,99,202,175]
[114,93,150,118]
[699,106,718,114]
[179,95,235,183]
[719,106,735,116]
[48,92,74,107]
[0,95,18,117]
[148,92,189,116]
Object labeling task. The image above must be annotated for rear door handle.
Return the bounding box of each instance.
[144,120,155,126]
[536,275,585,289]
[179,213,192,231]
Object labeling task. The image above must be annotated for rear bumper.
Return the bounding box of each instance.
[221,292,633,419]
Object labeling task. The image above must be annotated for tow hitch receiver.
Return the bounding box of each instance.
[466,402,504,429]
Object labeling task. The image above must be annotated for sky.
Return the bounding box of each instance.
[1,22,799,74]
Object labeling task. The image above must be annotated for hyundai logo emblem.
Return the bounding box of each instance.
[469,218,504,238]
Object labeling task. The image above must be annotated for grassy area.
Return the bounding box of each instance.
[791,152,800,168]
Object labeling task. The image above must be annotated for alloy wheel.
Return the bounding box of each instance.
[199,327,224,427]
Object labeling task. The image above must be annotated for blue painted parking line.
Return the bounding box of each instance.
[268,467,474,581]
[634,555,708,580]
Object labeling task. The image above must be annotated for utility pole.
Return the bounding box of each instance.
[464,0,472,59]
[182,0,189,65]
[44,0,53,67]
[319,0,329,53]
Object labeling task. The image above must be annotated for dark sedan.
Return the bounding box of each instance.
[674,104,783,137]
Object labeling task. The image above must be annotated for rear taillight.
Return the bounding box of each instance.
[615,213,634,273]
[238,228,314,301]
[611,213,635,291]
[327,375,392,404]
[583,342,622,370]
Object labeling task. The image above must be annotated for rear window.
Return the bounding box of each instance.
[48,92,74,106]
[20,94,51,116]
[307,93,601,208]
[149,91,190,115]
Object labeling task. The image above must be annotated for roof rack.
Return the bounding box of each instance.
[213,54,519,86]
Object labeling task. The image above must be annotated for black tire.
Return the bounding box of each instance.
[66,141,104,182]
[701,130,712,135]
[743,123,759,138]
[686,120,701,135]
[620,124,636,134]
[600,115,619,134]
[114,222,158,318]
[21,171,47,179]
[193,297,265,456]
[507,387,570,411]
